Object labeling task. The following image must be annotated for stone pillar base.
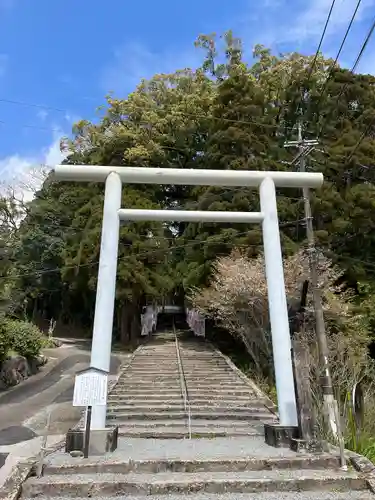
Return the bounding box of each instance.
[65,429,84,454]
[264,423,299,448]
[65,427,119,456]
[290,438,324,454]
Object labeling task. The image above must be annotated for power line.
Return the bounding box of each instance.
[0,89,322,135]
[288,0,337,136]
[0,111,291,134]
[329,17,375,158]
[319,15,375,138]
[0,120,64,134]
[0,236,259,282]
[314,0,363,114]
[0,98,69,114]
[0,216,312,282]
[4,232,375,284]
[306,0,338,83]
[0,95,106,114]
[346,121,373,163]
[351,16,375,73]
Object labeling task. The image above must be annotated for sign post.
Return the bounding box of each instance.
[72,367,108,458]
[83,406,92,458]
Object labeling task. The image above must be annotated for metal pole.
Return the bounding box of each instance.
[90,172,122,429]
[260,177,298,427]
[297,122,337,435]
[84,406,92,458]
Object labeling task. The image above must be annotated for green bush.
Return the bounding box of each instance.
[5,319,44,358]
[0,316,12,362]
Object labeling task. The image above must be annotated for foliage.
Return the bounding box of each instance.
[0,315,11,362]
[189,249,346,377]
[4,319,44,358]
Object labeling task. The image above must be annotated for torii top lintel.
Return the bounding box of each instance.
[52,165,323,189]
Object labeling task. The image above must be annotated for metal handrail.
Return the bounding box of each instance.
[174,323,192,439]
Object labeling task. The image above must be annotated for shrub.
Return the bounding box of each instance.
[0,316,12,362]
[5,319,44,358]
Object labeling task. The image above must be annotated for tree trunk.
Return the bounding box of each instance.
[130,300,141,345]
[120,303,132,345]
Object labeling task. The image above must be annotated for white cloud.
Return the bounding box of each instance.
[234,0,375,73]
[0,134,67,202]
[101,41,202,95]
[281,0,375,45]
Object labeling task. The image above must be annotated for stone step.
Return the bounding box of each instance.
[119,379,182,383]
[115,429,262,438]
[129,366,229,371]
[108,404,270,413]
[109,393,260,400]
[130,363,182,366]
[110,419,266,429]
[110,389,257,397]
[120,374,181,378]
[131,361,178,364]
[120,377,240,384]
[110,392,265,401]
[22,469,366,497]
[115,383,182,388]
[184,384,249,389]
[126,369,182,372]
[132,356,180,359]
[108,398,265,405]
[107,411,277,421]
[44,455,341,475]
[110,390,184,397]
[21,492,375,500]
[126,372,234,378]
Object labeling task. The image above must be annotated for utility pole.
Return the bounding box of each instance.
[285,122,338,439]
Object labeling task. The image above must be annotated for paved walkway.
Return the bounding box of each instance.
[0,338,125,445]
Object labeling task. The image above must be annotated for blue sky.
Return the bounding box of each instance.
[0,0,374,188]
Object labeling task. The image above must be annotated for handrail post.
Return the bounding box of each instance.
[174,324,192,439]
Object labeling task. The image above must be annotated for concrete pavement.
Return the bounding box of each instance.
[0,338,127,446]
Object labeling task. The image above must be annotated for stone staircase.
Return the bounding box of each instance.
[107,330,277,438]
[19,330,375,499]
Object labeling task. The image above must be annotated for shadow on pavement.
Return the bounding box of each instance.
[0,426,37,446]
[0,453,8,468]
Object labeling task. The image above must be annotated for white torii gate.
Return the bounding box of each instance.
[53,165,323,430]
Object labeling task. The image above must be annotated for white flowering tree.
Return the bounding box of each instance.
[189,249,374,403]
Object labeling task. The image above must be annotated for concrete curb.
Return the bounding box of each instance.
[206,340,279,417]
[0,438,64,500]
[43,454,342,475]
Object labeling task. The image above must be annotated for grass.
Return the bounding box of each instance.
[344,391,375,463]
